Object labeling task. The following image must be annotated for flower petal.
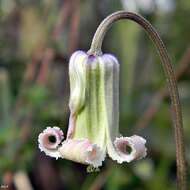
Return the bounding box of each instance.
[69,50,87,114]
[58,139,105,167]
[100,54,120,140]
[69,52,107,149]
[114,135,147,162]
[38,126,64,159]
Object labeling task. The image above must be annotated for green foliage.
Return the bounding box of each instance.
[0,0,189,189]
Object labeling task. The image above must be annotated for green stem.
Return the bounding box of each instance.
[88,11,187,190]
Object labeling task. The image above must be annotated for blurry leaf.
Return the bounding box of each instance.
[25,85,49,105]
[133,159,154,180]
[0,0,16,18]
[111,21,140,118]
[20,7,47,57]
[0,69,11,128]
[145,158,173,190]
[106,166,133,190]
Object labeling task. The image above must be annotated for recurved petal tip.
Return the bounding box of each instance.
[85,143,106,168]
[114,135,147,163]
[58,139,105,168]
[38,126,64,159]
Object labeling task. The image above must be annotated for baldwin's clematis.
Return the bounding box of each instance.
[37,10,187,189]
[38,50,147,168]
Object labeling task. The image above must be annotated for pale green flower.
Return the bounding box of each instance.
[38,50,147,168]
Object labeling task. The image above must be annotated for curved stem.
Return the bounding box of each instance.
[88,11,187,190]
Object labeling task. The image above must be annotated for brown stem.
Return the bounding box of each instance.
[88,11,187,190]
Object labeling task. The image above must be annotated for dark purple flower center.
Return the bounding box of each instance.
[125,145,132,154]
[48,135,56,144]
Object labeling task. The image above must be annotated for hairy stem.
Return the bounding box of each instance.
[88,11,187,190]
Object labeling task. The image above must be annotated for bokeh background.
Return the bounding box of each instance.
[0,0,190,189]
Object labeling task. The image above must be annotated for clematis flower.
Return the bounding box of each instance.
[38,50,147,168]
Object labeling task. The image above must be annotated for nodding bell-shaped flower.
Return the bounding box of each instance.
[38,50,147,168]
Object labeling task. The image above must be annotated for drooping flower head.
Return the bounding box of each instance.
[37,10,186,189]
[38,50,147,168]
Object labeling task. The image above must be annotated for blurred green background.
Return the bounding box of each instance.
[0,0,190,190]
